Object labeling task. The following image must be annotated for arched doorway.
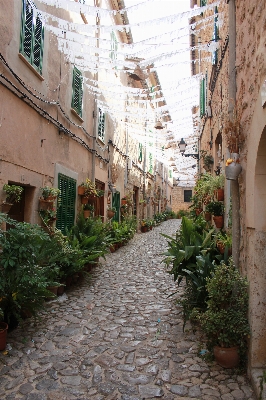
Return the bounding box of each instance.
[249,125,266,367]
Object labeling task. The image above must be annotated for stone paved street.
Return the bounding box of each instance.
[0,220,256,399]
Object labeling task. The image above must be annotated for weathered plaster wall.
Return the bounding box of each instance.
[171,187,193,212]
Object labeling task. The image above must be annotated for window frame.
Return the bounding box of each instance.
[97,107,106,143]
[56,173,76,234]
[184,189,193,203]
[200,77,206,117]
[71,66,83,118]
[19,0,44,75]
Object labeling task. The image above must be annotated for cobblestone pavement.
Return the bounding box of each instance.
[0,220,256,399]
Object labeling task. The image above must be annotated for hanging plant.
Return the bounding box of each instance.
[3,184,24,204]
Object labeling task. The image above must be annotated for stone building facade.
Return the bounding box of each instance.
[194,0,266,391]
[0,0,173,231]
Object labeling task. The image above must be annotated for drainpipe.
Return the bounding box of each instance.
[228,0,240,268]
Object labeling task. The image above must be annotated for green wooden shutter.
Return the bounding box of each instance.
[212,6,219,65]
[200,0,207,6]
[56,174,76,234]
[20,0,44,74]
[112,192,120,222]
[200,78,206,117]
[110,31,118,62]
[33,15,44,73]
[138,143,143,162]
[169,169,172,178]
[98,108,105,141]
[149,152,153,174]
[71,67,83,117]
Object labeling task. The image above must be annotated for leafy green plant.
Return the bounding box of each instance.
[107,206,116,212]
[0,215,57,325]
[3,184,24,203]
[205,201,224,216]
[39,208,57,224]
[83,203,94,211]
[196,260,250,354]
[40,186,60,200]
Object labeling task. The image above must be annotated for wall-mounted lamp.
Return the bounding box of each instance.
[178,138,199,160]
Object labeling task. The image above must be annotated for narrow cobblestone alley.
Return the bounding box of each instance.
[0,220,256,400]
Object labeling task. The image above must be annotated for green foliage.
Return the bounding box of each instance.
[197,260,250,355]
[205,201,224,216]
[83,203,94,211]
[67,213,109,262]
[107,216,137,245]
[40,186,60,199]
[0,215,58,324]
[3,184,24,203]
[163,216,217,285]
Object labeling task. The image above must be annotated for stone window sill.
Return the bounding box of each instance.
[18,53,44,81]
[71,108,84,123]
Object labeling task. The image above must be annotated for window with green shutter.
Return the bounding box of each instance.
[138,143,143,163]
[110,31,118,64]
[169,169,172,178]
[200,78,206,117]
[71,67,83,117]
[20,0,44,74]
[56,174,76,234]
[212,7,219,65]
[112,192,120,222]
[98,108,105,142]
[148,152,153,174]
[200,0,207,6]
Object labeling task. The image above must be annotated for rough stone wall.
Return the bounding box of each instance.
[198,0,229,173]
[171,187,193,212]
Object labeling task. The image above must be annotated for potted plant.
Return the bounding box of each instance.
[40,186,60,200]
[107,206,116,219]
[39,187,60,211]
[206,201,224,228]
[139,199,147,207]
[83,203,94,218]
[39,208,57,226]
[197,260,250,368]
[201,151,214,171]
[215,230,232,255]
[2,184,24,213]
[212,174,225,201]
[141,219,149,233]
[78,182,86,195]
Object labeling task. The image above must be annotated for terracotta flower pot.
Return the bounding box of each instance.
[109,245,116,253]
[46,286,59,296]
[78,186,85,195]
[84,210,90,218]
[39,199,53,210]
[1,203,13,213]
[213,215,224,228]
[121,199,127,205]
[141,226,148,233]
[195,208,203,216]
[107,210,115,219]
[204,211,212,222]
[81,196,88,204]
[215,189,224,201]
[214,346,239,368]
[0,322,8,351]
